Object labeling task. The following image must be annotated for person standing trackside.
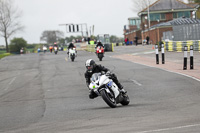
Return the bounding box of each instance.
[87,37,91,44]
[124,38,127,44]
[134,36,138,46]
[20,47,24,54]
[146,36,150,45]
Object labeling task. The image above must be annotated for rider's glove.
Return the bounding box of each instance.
[101,71,105,75]
[106,71,112,77]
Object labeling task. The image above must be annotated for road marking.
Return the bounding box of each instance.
[4,77,16,91]
[135,123,200,133]
[9,77,16,85]
[130,79,142,86]
[65,57,68,62]
[132,51,154,56]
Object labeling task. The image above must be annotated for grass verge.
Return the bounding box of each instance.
[0,53,11,59]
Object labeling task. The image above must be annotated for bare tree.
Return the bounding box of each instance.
[131,0,157,13]
[40,30,64,44]
[0,0,24,53]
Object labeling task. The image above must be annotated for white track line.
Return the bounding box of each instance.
[130,79,142,86]
[4,77,16,91]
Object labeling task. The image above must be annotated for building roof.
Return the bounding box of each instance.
[140,0,198,13]
[150,18,200,29]
[128,17,140,20]
[170,18,200,25]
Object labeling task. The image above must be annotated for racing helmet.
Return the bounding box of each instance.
[85,59,96,73]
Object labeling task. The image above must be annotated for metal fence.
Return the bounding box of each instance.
[162,31,173,41]
[173,24,200,41]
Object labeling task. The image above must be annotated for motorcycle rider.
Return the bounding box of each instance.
[95,40,104,49]
[95,40,104,56]
[67,42,77,57]
[84,59,126,99]
[68,42,75,50]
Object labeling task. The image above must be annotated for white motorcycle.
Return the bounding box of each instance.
[89,73,130,108]
[54,47,58,54]
[69,47,76,62]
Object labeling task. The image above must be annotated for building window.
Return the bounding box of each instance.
[160,13,166,20]
[129,20,136,25]
[142,16,146,23]
[150,13,160,21]
[128,18,141,29]
[150,13,166,21]
[173,11,191,19]
[173,12,178,18]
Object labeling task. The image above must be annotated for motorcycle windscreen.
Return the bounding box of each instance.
[90,73,101,82]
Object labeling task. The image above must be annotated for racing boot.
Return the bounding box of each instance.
[89,90,98,99]
[116,82,127,94]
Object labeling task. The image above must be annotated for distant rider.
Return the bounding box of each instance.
[68,42,75,50]
[95,41,104,49]
[67,42,77,57]
[84,59,126,99]
[95,41,104,56]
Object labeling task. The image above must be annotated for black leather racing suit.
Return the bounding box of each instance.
[84,64,123,99]
[95,42,104,49]
[68,43,74,50]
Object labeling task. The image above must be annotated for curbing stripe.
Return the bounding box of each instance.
[164,40,200,52]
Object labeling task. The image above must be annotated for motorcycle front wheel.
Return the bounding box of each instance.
[98,53,103,61]
[71,55,75,62]
[100,89,117,108]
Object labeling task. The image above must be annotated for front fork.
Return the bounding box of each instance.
[99,86,114,98]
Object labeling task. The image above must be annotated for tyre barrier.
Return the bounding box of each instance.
[164,40,200,52]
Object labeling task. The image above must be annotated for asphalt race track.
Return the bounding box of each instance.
[0,46,200,133]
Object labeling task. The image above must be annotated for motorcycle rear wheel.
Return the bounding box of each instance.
[100,89,117,108]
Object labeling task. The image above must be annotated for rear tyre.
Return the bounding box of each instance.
[100,89,116,108]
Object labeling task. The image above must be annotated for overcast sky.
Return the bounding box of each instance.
[0,0,137,45]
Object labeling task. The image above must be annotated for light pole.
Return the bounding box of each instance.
[147,0,150,29]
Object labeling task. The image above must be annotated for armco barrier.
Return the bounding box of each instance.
[164,40,200,51]
[112,43,123,47]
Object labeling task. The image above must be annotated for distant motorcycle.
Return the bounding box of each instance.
[96,46,104,61]
[89,72,130,108]
[54,47,58,54]
[69,47,76,62]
